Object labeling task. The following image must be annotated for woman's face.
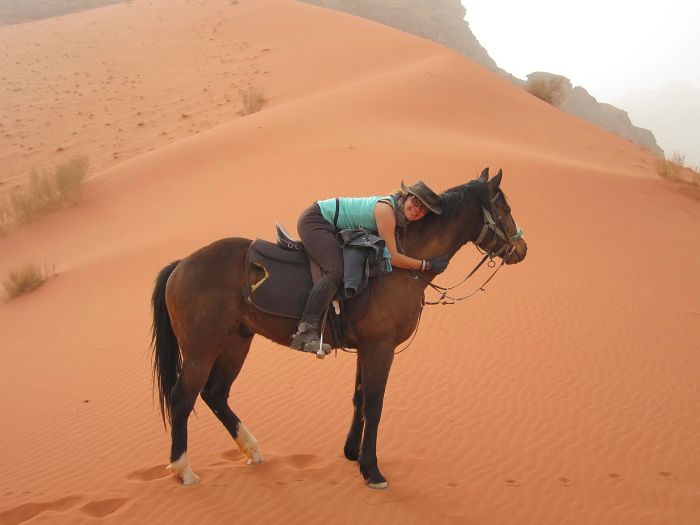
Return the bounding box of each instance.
[403,195,429,222]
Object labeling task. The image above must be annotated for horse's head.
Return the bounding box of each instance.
[475,167,527,264]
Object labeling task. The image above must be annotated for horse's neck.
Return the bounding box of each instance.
[403,191,482,259]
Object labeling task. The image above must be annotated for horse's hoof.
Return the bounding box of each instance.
[167,464,200,486]
[246,451,264,465]
[367,481,388,490]
[182,472,200,486]
[167,452,200,486]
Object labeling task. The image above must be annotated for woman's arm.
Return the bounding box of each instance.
[374,202,425,270]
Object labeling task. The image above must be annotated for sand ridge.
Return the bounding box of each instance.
[1,0,699,524]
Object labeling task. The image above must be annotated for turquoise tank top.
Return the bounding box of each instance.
[317,195,395,233]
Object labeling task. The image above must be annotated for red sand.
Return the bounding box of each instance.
[1,1,699,524]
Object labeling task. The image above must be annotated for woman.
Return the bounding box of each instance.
[291,180,450,354]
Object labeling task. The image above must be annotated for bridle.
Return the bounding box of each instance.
[414,191,524,306]
[476,196,524,255]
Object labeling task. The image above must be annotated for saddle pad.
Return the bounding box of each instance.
[244,239,313,319]
[244,238,375,327]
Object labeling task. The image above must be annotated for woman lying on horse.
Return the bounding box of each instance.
[290,180,450,354]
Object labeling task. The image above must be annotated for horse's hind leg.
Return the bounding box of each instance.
[344,358,364,461]
[167,350,217,485]
[200,330,264,464]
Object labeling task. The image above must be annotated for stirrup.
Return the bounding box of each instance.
[304,340,331,359]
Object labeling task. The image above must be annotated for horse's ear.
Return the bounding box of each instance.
[489,169,503,190]
[478,167,489,182]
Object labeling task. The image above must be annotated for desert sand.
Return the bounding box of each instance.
[1,0,699,524]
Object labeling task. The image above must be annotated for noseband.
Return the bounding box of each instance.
[475,195,524,260]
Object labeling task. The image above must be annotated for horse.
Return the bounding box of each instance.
[151,167,527,488]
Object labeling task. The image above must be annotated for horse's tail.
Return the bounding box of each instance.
[150,260,181,429]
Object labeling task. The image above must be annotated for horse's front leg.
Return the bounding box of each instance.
[358,343,394,489]
[344,357,364,461]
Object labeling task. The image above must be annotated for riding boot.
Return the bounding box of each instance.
[290,276,339,354]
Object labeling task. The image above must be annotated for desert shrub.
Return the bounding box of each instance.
[525,77,567,106]
[670,152,686,167]
[9,170,57,223]
[656,152,685,181]
[54,155,90,204]
[8,155,89,223]
[3,263,54,300]
[241,87,266,115]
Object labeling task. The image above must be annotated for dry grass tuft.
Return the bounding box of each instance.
[241,87,266,115]
[525,77,567,106]
[3,263,55,300]
[656,152,700,193]
[656,152,686,181]
[8,155,89,224]
[54,155,90,204]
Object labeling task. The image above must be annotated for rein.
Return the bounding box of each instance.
[401,195,519,306]
[418,205,523,305]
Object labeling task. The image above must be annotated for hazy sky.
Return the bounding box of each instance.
[463,0,700,102]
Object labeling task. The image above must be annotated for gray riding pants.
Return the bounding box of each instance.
[297,203,343,288]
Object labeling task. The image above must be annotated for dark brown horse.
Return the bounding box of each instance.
[151,167,527,488]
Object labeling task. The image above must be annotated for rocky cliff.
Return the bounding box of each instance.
[301,0,663,156]
[527,73,663,156]
[300,0,503,75]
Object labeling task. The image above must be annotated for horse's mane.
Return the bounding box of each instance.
[438,180,491,219]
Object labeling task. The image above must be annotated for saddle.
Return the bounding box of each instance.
[243,225,373,335]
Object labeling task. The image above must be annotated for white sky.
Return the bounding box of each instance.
[463,0,700,102]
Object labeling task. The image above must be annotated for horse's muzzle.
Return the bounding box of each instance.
[506,242,527,264]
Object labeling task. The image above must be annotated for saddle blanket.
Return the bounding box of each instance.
[243,238,372,323]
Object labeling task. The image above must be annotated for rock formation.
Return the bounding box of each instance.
[300,0,503,75]
[527,73,663,156]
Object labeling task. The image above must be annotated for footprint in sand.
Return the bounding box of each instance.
[80,498,128,519]
[126,465,170,482]
[658,471,674,479]
[505,479,521,487]
[0,495,83,525]
[446,482,459,488]
[608,473,624,480]
[282,454,324,470]
[558,477,572,486]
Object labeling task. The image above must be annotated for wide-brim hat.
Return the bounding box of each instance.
[401,180,443,215]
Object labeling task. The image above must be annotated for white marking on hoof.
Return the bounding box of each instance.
[367,481,388,490]
[236,422,264,464]
[167,452,200,486]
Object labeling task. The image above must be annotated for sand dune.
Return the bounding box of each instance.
[1,0,699,524]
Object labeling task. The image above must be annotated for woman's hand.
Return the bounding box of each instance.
[426,255,449,274]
